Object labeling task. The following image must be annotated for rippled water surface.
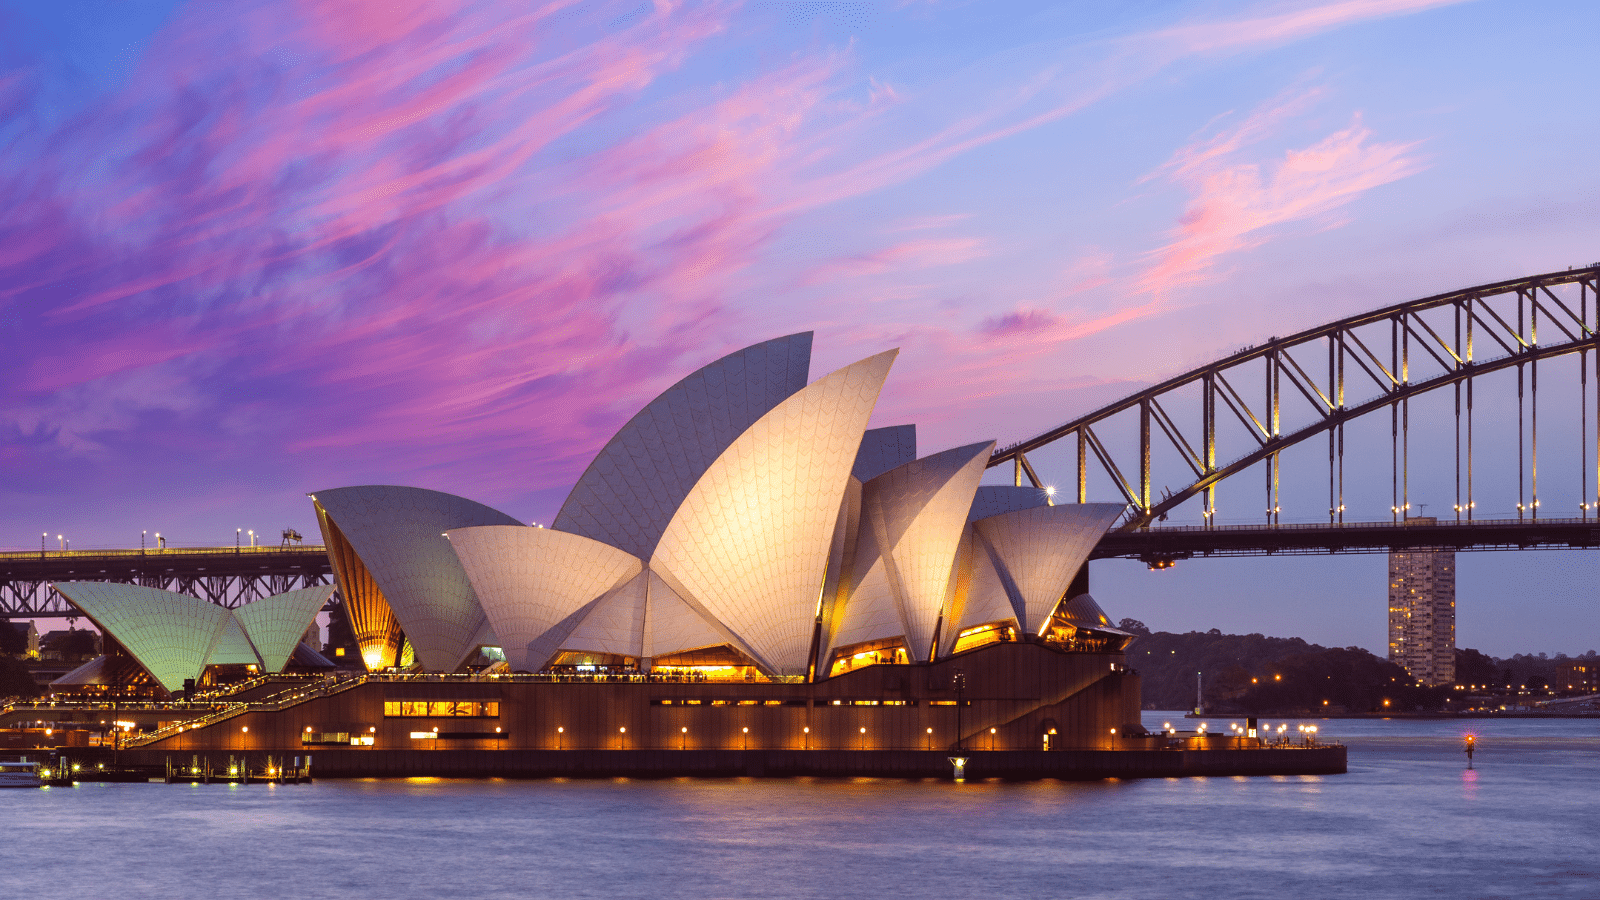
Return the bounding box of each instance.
[5,713,1598,899]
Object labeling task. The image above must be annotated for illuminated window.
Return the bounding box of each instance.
[384,700,499,717]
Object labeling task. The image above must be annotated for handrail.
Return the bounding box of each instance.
[0,545,328,561]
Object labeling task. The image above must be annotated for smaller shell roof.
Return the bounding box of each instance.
[968,485,1051,522]
[1058,593,1131,635]
[53,583,230,693]
[309,485,521,671]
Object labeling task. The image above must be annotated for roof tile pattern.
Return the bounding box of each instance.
[561,570,648,659]
[971,503,1126,634]
[233,586,335,673]
[652,350,898,675]
[207,616,259,666]
[643,571,731,659]
[828,441,993,662]
[950,532,1018,636]
[311,486,521,672]
[851,425,917,481]
[447,525,641,672]
[553,333,813,560]
[968,485,1051,521]
[53,583,230,693]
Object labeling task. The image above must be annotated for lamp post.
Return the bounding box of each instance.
[741,726,749,751]
[859,726,866,750]
[680,726,687,750]
[556,726,564,750]
[236,528,241,552]
[953,671,966,751]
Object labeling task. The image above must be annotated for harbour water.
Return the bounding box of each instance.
[3,712,1596,899]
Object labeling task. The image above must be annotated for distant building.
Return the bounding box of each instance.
[1387,518,1455,686]
[39,627,100,664]
[1555,659,1599,693]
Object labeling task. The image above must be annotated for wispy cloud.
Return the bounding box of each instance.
[1138,92,1427,298]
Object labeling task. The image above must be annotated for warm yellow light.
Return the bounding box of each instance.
[681,727,687,733]
[370,726,376,733]
[558,727,564,733]
[860,727,866,733]
[1110,728,1116,734]
[803,727,810,733]
[990,728,996,734]
[619,727,626,733]
[742,727,748,733]
[306,726,312,732]
[927,728,933,733]
[241,726,248,733]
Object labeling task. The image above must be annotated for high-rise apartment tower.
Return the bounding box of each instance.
[1387,517,1455,686]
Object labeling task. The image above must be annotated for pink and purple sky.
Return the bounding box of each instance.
[4,1,1598,655]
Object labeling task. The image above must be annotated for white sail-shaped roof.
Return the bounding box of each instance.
[826,441,993,662]
[54,583,230,693]
[971,503,1126,634]
[651,349,898,675]
[968,485,1051,521]
[560,570,649,659]
[310,486,521,671]
[233,586,335,673]
[553,333,813,560]
[1058,593,1128,633]
[207,616,259,666]
[643,570,736,659]
[852,425,917,481]
[447,525,642,672]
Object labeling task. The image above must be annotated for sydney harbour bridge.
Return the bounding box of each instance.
[4,263,1599,619]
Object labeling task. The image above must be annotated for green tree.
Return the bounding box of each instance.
[0,657,39,700]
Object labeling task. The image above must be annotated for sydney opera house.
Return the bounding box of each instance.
[47,334,1180,774]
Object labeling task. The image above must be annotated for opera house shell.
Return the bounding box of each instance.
[35,334,1360,776]
[308,333,1133,681]
[50,583,334,694]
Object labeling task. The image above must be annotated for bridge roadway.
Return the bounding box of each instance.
[5,515,1598,616]
[1093,515,1600,563]
[0,545,333,617]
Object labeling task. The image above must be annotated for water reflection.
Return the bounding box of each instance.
[3,715,1597,899]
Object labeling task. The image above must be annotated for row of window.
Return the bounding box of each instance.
[383,701,500,717]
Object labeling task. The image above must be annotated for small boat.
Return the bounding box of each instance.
[0,760,44,788]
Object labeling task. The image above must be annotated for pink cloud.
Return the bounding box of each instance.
[1159,0,1471,54]
[1138,100,1427,298]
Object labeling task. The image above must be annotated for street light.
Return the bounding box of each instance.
[953,671,967,751]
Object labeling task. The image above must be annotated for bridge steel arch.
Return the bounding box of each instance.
[991,264,1600,532]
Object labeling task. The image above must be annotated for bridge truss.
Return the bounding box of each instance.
[992,264,1600,536]
[0,547,335,619]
